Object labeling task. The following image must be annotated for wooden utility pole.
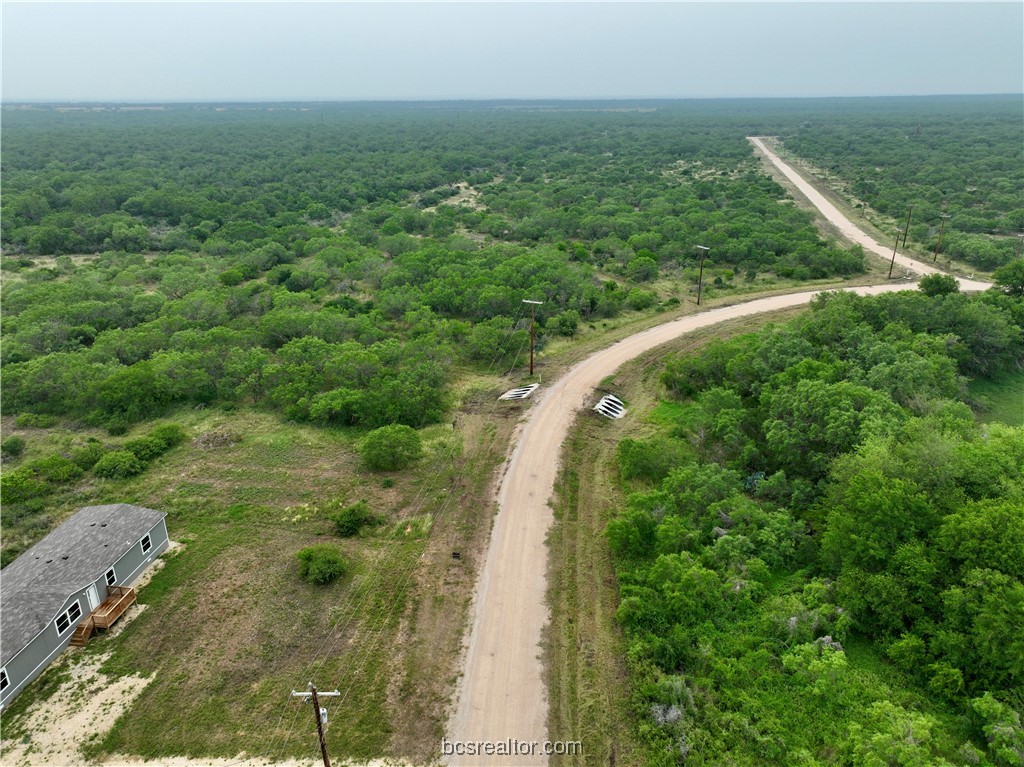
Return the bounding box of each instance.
[888,230,900,279]
[695,245,710,305]
[291,683,340,767]
[901,205,913,248]
[523,299,543,376]
[933,213,951,263]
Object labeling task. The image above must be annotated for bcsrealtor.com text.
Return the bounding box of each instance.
[441,738,583,757]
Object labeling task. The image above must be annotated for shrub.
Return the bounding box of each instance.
[626,288,657,311]
[123,436,166,462]
[296,544,349,585]
[360,424,422,472]
[553,309,581,337]
[0,467,50,503]
[70,442,107,470]
[331,500,383,537]
[15,413,57,428]
[218,268,245,286]
[149,424,189,449]
[26,454,84,484]
[919,273,960,297]
[1,436,26,458]
[93,450,145,479]
[106,419,129,436]
[627,255,659,282]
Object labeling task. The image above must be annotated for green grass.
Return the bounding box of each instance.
[1,406,430,760]
[969,369,1024,426]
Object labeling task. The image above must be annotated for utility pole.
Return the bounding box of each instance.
[522,299,543,376]
[888,229,900,279]
[291,683,340,767]
[900,205,913,248]
[695,245,710,305]
[1016,233,1024,260]
[932,213,951,263]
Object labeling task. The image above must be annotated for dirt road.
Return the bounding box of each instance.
[749,137,991,291]
[446,143,992,765]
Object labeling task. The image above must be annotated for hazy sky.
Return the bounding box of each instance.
[2,2,1021,101]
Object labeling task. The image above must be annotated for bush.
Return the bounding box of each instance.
[106,419,129,436]
[296,544,349,585]
[919,273,960,297]
[0,467,50,503]
[1,436,26,458]
[123,436,166,462]
[553,309,581,337]
[26,454,84,484]
[360,424,422,472]
[15,413,57,428]
[626,288,657,311]
[70,442,107,470]
[627,255,659,282]
[218,268,245,286]
[149,423,189,449]
[331,500,383,537]
[93,450,145,479]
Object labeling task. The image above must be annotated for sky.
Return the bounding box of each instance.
[2,2,1021,102]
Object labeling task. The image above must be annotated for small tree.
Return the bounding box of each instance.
[627,255,659,283]
[296,544,349,585]
[993,259,1024,296]
[360,424,422,472]
[918,273,959,297]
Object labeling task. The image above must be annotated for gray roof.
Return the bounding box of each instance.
[1,504,166,666]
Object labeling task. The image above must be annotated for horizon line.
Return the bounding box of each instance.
[4,92,1022,106]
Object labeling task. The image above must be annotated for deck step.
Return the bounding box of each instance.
[69,623,92,647]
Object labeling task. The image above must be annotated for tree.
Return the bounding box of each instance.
[993,259,1024,296]
[918,273,959,297]
[627,255,658,282]
[360,424,422,471]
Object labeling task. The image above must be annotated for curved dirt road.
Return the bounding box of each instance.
[446,142,992,765]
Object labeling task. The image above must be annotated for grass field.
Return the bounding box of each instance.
[968,368,1024,427]
[0,388,522,763]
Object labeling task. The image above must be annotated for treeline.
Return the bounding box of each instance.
[781,95,1023,270]
[608,287,1024,765]
[2,102,884,434]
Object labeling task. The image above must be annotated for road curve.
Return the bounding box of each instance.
[446,141,993,766]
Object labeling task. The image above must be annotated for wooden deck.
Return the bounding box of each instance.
[70,586,137,647]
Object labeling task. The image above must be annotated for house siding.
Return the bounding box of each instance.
[110,518,170,588]
[1,591,88,707]
[0,516,170,709]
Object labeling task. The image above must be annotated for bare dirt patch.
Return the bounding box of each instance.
[424,182,485,212]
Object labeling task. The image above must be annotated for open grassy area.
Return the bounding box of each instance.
[968,368,1024,426]
[0,389,522,763]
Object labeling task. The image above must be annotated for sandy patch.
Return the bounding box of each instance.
[423,182,485,213]
[0,651,150,767]
[0,643,412,767]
